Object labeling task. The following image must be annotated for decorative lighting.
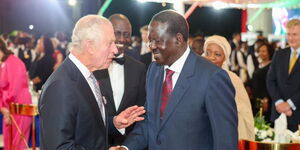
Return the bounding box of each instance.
[212,1,227,10]
[162,2,166,7]
[137,0,146,3]
[28,25,34,30]
[98,0,113,16]
[173,2,181,10]
[68,0,77,6]
[173,1,185,14]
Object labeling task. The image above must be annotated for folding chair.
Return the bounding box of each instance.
[9,103,38,150]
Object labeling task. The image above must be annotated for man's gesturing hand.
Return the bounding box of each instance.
[113,105,145,129]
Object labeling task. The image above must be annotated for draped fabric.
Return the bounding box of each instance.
[0,55,32,150]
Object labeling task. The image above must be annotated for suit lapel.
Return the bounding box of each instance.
[66,58,106,129]
[282,48,290,79]
[159,51,195,129]
[94,69,116,114]
[99,71,116,113]
[289,51,300,76]
[118,56,130,113]
[155,66,164,129]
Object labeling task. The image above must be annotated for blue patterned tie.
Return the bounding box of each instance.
[90,74,106,124]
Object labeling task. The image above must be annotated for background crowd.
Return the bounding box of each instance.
[0,12,299,149]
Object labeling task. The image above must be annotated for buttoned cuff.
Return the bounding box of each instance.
[275,99,284,106]
[287,99,297,111]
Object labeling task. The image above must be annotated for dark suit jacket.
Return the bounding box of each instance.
[18,48,33,71]
[123,50,238,150]
[266,47,300,131]
[124,46,141,61]
[94,55,146,145]
[252,64,271,122]
[39,57,115,150]
[140,52,152,70]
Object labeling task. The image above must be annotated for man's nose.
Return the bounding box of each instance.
[118,34,126,43]
[148,41,157,50]
[206,55,215,61]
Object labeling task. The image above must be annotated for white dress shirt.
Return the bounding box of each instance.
[108,54,125,111]
[69,53,106,121]
[164,47,190,89]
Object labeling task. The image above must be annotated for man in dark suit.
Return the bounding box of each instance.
[39,15,145,150]
[229,32,241,74]
[112,10,238,150]
[94,14,146,146]
[267,18,300,132]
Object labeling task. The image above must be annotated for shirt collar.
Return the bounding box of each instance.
[164,47,190,73]
[69,53,92,80]
[291,47,300,55]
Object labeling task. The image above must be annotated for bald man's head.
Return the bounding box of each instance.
[109,14,132,55]
[150,10,189,42]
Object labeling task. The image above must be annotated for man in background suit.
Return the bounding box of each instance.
[39,15,145,150]
[112,10,237,150]
[229,32,241,74]
[267,18,300,132]
[94,13,146,146]
[139,25,153,69]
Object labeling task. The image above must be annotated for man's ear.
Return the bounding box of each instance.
[85,40,94,54]
[176,33,184,45]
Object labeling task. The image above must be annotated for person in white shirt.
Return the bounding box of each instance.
[94,13,146,146]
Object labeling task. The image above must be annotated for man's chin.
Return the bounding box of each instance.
[99,61,112,70]
[154,57,163,65]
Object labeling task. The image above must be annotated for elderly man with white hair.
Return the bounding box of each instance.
[38,15,145,150]
[203,35,255,141]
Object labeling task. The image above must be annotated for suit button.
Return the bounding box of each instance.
[157,140,161,145]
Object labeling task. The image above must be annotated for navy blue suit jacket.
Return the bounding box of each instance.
[123,51,238,150]
[39,57,115,150]
[266,47,300,131]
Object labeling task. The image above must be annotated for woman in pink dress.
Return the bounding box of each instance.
[0,38,32,150]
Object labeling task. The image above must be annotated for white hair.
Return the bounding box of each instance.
[68,15,110,52]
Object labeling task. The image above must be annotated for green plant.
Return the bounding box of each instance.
[254,111,275,141]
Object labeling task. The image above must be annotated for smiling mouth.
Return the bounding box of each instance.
[116,43,124,48]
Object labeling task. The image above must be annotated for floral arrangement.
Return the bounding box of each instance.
[254,112,275,142]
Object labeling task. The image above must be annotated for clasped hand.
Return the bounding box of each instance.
[276,102,293,117]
